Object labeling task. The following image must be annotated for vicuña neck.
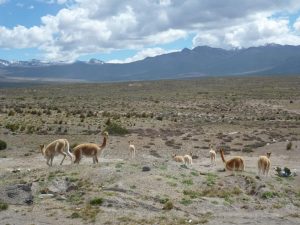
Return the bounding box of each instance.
[220,150,226,163]
[100,136,107,148]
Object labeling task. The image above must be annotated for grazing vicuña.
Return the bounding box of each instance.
[40,139,73,167]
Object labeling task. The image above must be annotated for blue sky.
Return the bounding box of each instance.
[0,0,300,63]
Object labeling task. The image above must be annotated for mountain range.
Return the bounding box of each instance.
[1,44,300,82]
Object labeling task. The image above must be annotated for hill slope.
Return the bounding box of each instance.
[1,44,300,82]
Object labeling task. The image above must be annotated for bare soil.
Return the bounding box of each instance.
[0,76,300,225]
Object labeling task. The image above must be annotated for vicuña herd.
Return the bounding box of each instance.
[40,132,272,176]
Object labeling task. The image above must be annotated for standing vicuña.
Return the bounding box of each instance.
[184,152,193,165]
[258,152,271,176]
[40,139,73,167]
[219,149,245,171]
[128,140,136,159]
[209,144,216,165]
[73,132,108,164]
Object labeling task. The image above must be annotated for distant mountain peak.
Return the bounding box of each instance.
[88,58,105,64]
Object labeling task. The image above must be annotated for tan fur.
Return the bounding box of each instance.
[209,144,216,165]
[128,140,136,159]
[40,139,73,167]
[220,149,245,171]
[73,132,108,164]
[184,152,193,165]
[258,152,271,176]
[172,154,185,163]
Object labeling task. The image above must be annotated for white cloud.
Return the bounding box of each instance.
[0,25,52,49]
[108,48,178,64]
[193,15,300,48]
[1,0,300,61]
[294,17,300,32]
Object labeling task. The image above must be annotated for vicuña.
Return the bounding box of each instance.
[258,152,271,176]
[73,131,108,164]
[40,139,73,167]
[219,149,245,171]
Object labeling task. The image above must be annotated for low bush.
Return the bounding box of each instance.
[0,140,7,150]
[104,121,128,135]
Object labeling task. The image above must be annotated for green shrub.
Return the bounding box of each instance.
[5,123,19,132]
[90,197,104,205]
[0,140,7,150]
[0,200,8,211]
[104,121,128,135]
[262,191,279,199]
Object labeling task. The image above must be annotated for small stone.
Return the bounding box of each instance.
[39,194,54,199]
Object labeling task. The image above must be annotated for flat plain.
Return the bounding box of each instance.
[0,76,300,225]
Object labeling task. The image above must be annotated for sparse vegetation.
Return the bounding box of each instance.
[0,77,300,224]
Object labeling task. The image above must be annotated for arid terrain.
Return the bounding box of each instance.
[0,76,300,225]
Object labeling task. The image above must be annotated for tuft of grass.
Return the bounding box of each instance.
[206,173,218,186]
[70,212,81,219]
[182,179,193,186]
[162,200,174,210]
[0,140,7,150]
[190,171,199,176]
[180,198,193,206]
[81,204,100,222]
[90,197,104,206]
[0,200,8,211]
[261,191,279,199]
[183,190,199,199]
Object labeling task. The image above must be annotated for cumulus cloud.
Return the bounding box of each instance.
[108,48,178,64]
[294,17,300,32]
[0,0,7,5]
[193,15,300,48]
[1,0,300,61]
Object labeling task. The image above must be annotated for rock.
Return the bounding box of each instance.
[142,166,151,172]
[0,183,33,205]
[39,194,55,199]
[48,177,78,194]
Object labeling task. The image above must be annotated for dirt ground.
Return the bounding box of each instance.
[0,76,300,225]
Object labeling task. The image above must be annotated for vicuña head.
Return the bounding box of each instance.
[40,139,73,167]
[73,131,109,164]
[258,152,271,176]
[219,149,244,171]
